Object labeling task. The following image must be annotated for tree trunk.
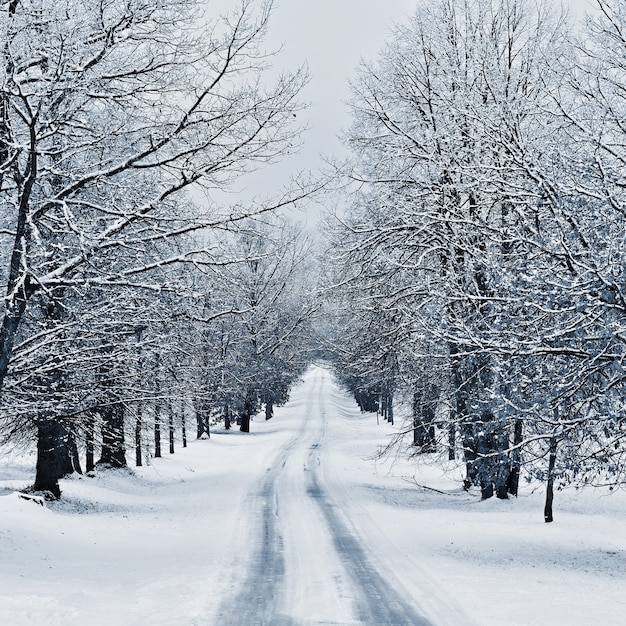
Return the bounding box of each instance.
[182,407,187,448]
[413,390,422,446]
[135,403,142,467]
[196,408,204,438]
[239,396,254,433]
[507,418,523,496]
[476,416,493,499]
[544,436,558,523]
[168,404,175,454]
[34,421,63,499]
[34,419,82,499]
[452,348,478,490]
[494,423,510,500]
[195,399,210,438]
[239,412,250,432]
[224,403,231,430]
[154,404,161,458]
[98,403,127,467]
[204,401,211,439]
[265,401,273,420]
[461,421,478,491]
[355,390,364,412]
[495,461,510,499]
[448,422,456,460]
[61,428,80,476]
[85,413,95,473]
[387,392,394,425]
[0,204,34,395]
[413,386,437,452]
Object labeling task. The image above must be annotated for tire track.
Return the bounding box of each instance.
[217,453,301,625]
[307,453,434,626]
[217,367,435,625]
[216,375,322,626]
[307,369,434,625]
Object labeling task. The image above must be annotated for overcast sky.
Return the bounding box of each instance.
[267,1,415,173]
[210,0,596,223]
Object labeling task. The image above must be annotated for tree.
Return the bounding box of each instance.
[213,217,317,433]
[0,0,313,496]
[326,0,618,507]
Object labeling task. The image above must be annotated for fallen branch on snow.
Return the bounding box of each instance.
[401,476,462,497]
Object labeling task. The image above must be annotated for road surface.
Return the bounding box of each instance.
[216,367,434,626]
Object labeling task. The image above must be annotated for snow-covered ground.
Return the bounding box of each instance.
[1,365,625,625]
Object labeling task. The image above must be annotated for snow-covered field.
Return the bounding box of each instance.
[1,365,625,625]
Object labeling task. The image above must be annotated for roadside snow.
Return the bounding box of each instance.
[318,373,626,626]
[1,365,625,625]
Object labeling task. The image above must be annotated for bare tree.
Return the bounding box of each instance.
[0,0,315,496]
[326,0,623,511]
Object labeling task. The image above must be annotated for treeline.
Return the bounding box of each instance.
[324,0,626,520]
[0,0,317,498]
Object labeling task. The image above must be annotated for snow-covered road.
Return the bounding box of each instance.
[4,365,625,626]
[1,365,456,626]
[216,366,431,625]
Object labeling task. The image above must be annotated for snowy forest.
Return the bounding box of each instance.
[1,0,626,516]
[0,0,320,498]
[325,0,626,521]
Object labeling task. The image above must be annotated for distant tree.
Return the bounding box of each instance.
[222,218,317,432]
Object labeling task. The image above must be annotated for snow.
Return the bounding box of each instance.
[2,365,626,625]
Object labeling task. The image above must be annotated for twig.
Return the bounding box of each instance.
[401,475,462,497]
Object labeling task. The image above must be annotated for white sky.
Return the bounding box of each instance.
[266,0,415,174]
